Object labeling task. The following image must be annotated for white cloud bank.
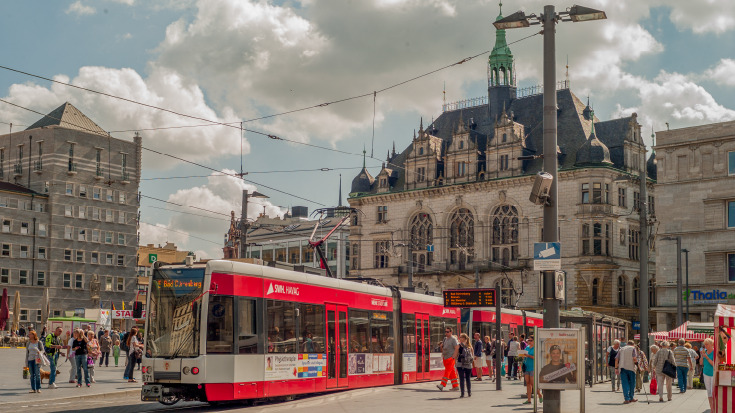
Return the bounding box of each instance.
[66,1,96,16]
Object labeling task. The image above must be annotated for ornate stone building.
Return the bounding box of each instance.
[347,6,656,322]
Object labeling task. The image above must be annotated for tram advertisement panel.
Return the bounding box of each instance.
[265,354,327,380]
[347,354,394,375]
[536,328,582,390]
[402,353,416,372]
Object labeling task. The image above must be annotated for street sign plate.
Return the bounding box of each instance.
[427,244,434,252]
[443,288,496,307]
[533,242,561,271]
[149,254,158,264]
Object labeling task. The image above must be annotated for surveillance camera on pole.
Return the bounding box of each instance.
[529,172,553,205]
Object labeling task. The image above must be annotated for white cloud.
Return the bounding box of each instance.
[704,58,735,86]
[141,169,286,258]
[665,0,735,34]
[66,1,96,16]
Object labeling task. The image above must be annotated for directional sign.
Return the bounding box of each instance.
[148,254,158,264]
[534,242,561,271]
[443,288,496,308]
[632,321,641,330]
[427,244,434,252]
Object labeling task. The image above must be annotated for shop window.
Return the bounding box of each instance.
[206,296,234,354]
[266,300,297,353]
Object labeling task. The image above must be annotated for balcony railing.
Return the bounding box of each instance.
[578,203,613,215]
[67,162,77,175]
[95,165,103,179]
[13,163,22,176]
[33,160,42,173]
[121,171,130,183]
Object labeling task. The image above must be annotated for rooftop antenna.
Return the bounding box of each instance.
[566,55,569,86]
[240,122,244,178]
[443,81,446,111]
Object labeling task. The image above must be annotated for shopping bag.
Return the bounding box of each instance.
[40,353,50,367]
[650,376,657,395]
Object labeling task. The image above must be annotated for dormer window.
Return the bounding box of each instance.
[419,147,424,155]
[379,177,388,188]
[502,133,507,143]
[459,140,464,149]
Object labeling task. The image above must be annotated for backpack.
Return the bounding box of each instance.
[458,344,473,364]
[120,332,130,352]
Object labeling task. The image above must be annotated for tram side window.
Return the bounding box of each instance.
[301,304,325,353]
[266,300,297,353]
[237,298,258,354]
[349,310,370,353]
[403,314,415,354]
[430,317,445,353]
[206,296,234,354]
[370,312,393,353]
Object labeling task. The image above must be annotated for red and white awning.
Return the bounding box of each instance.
[713,304,735,413]
[633,331,669,340]
[668,321,712,341]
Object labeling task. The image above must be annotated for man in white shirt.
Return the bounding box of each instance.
[615,340,638,404]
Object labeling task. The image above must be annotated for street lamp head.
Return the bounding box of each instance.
[250,191,269,199]
[568,5,607,22]
[493,11,531,29]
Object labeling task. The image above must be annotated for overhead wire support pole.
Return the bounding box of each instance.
[639,150,649,360]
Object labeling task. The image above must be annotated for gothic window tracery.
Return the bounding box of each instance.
[409,213,433,272]
[449,208,474,270]
[491,205,518,267]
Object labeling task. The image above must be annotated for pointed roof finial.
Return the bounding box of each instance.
[651,126,656,149]
[362,145,367,168]
[499,0,502,15]
[392,141,396,156]
[419,117,424,132]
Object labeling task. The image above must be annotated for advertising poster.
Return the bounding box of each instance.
[537,328,580,390]
[348,353,372,375]
[372,354,394,373]
[430,354,444,370]
[265,354,326,380]
[402,353,417,372]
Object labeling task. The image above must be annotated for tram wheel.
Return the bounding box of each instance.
[158,394,180,406]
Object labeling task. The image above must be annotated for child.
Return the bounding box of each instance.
[113,340,120,367]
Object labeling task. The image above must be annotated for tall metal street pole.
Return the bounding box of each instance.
[683,248,689,322]
[239,190,249,259]
[639,158,649,358]
[541,5,560,412]
[676,237,683,326]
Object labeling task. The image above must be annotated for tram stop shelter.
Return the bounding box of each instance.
[558,309,630,385]
[714,304,735,413]
[47,316,98,335]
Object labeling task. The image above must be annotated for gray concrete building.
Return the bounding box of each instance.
[0,102,141,324]
[654,120,735,330]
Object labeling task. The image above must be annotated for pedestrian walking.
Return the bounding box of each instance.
[519,336,542,404]
[124,326,143,383]
[615,340,638,404]
[634,344,648,393]
[702,338,715,413]
[136,331,144,370]
[436,327,460,392]
[25,330,45,393]
[44,327,64,389]
[72,329,91,387]
[472,332,484,381]
[113,339,121,367]
[507,334,519,380]
[684,342,698,389]
[672,338,692,394]
[456,333,474,398]
[99,329,112,367]
[86,330,100,383]
[606,340,621,392]
[484,336,494,382]
[651,340,676,402]
[67,331,77,383]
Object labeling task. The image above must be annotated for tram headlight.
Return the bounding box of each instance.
[141,366,147,374]
[183,366,190,375]
[191,367,199,375]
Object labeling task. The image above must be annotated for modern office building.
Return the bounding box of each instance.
[654,119,735,329]
[0,102,141,323]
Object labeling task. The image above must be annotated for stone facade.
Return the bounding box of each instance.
[0,102,141,322]
[653,120,735,330]
[347,8,656,321]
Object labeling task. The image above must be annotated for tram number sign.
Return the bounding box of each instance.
[443,288,496,308]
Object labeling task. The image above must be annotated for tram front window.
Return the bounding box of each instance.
[147,268,205,358]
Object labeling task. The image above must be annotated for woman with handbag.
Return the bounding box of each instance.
[86,330,100,383]
[25,330,45,393]
[124,326,143,383]
[650,341,676,402]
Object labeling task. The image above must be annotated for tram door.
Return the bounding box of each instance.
[326,304,349,389]
[416,313,430,381]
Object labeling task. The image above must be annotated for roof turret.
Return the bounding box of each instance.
[575,110,613,166]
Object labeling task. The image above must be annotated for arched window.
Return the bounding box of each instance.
[592,278,599,305]
[500,67,507,85]
[649,278,656,307]
[633,277,640,307]
[493,69,499,86]
[449,208,474,270]
[374,241,389,269]
[491,205,519,267]
[618,276,627,306]
[409,213,433,272]
[495,278,514,307]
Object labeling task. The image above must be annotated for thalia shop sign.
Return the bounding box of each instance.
[684,289,735,304]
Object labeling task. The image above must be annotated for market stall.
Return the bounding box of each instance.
[713,304,735,413]
[668,321,713,341]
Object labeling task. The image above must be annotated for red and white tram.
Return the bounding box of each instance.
[140,260,541,405]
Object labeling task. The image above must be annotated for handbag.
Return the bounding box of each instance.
[650,375,657,395]
[40,352,50,367]
[662,360,677,379]
[87,356,94,367]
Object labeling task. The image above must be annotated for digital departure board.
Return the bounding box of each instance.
[443,288,496,307]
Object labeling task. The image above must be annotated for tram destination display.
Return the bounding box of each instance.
[443,288,496,307]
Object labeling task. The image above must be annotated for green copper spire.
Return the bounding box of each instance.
[488,0,515,88]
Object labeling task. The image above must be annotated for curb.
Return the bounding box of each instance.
[0,388,140,408]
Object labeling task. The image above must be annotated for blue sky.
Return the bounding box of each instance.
[1,0,734,258]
